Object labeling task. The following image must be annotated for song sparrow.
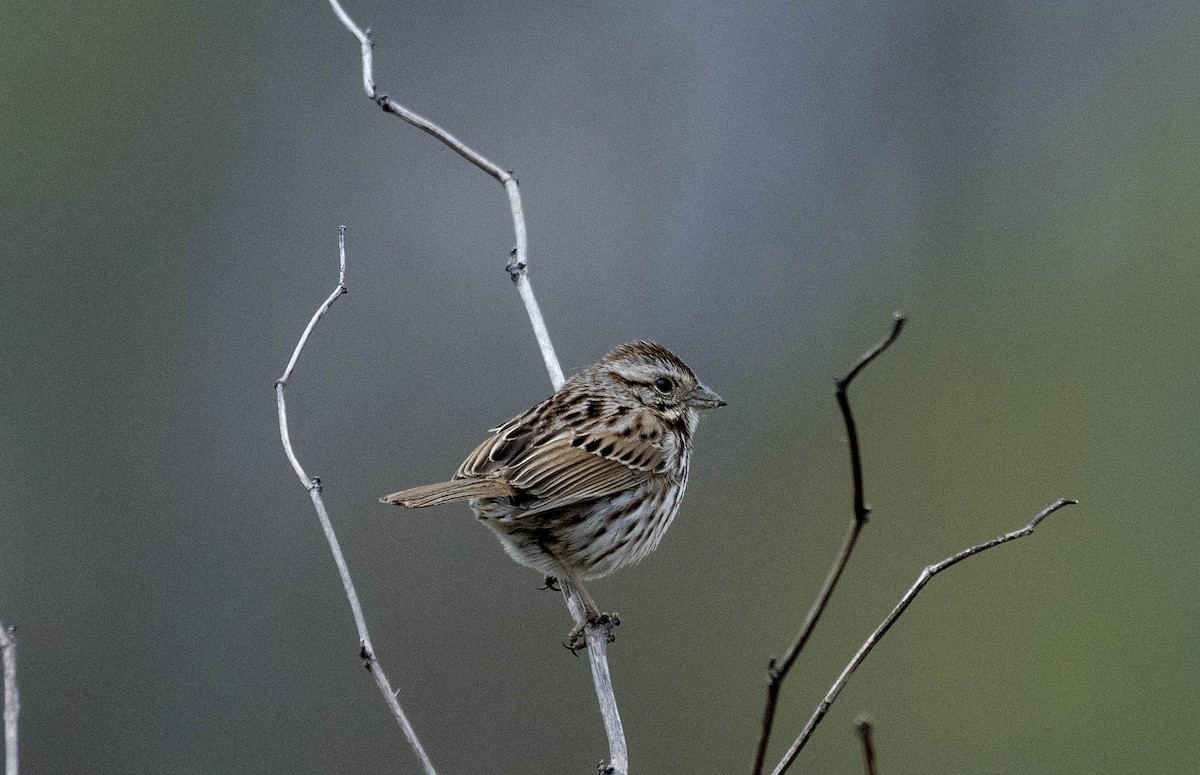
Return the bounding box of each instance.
[381,341,724,647]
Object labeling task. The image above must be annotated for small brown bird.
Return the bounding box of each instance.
[381,341,724,647]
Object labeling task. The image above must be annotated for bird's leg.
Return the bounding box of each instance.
[548,553,619,653]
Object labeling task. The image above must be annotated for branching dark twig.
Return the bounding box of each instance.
[770,498,1078,775]
[752,313,905,775]
[276,228,437,775]
[324,4,627,771]
[855,716,876,775]
[0,621,17,775]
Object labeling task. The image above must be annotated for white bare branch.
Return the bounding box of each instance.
[276,228,437,775]
[0,621,17,775]
[324,3,626,771]
[326,0,564,388]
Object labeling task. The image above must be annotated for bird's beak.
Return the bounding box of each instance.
[688,383,726,410]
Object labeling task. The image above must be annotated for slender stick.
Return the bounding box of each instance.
[562,586,627,775]
[855,717,876,775]
[276,228,437,775]
[770,498,1078,775]
[326,0,563,388]
[0,622,16,775]
[751,313,905,775]
[323,5,624,770]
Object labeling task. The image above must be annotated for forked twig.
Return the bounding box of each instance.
[324,4,627,771]
[752,313,905,775]
[275,228,437,775]
[0,622,17,775]
[771,498,1078,775]
[325,0,562,388]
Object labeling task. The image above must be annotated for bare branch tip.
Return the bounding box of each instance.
[1030,498,1078,528]
[836,313,906,391]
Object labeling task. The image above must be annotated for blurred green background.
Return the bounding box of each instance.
[3,0,1198,772]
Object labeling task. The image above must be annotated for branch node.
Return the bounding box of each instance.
[597,762,616,775]
[308,476,322,494]
[587,612,620,644]
[506,247,526,280]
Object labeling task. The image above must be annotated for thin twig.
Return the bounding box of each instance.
[562,585,628,775]
[752,313,905,775]
[326,0,563,388]
[324,4,628,772]
[276,228,437,775]
[770,498,1078,775]
[0,622,17,775]
[855,716,876,775]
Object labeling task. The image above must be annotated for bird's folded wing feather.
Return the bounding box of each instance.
[380,477,517,507]
[456,417,666,517]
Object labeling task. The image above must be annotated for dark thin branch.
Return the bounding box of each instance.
[276,229,437,775]
[855,716,876,775]
[752,313,905,775]
[771,498,1078,775]
[838,313,906,524]
[0,622,16,775]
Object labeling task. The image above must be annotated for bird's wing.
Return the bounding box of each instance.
[457,409,666,516]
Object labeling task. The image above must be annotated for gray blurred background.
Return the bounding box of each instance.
[3,0,1198,772]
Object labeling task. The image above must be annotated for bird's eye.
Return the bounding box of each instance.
[653,376,674,394]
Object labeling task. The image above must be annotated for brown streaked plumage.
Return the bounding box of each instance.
[381,341,724,646]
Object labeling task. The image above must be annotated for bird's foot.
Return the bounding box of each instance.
[539,575,561,592]
[564,612,620,654]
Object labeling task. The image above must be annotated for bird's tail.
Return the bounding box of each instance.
[380,478,518,508]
